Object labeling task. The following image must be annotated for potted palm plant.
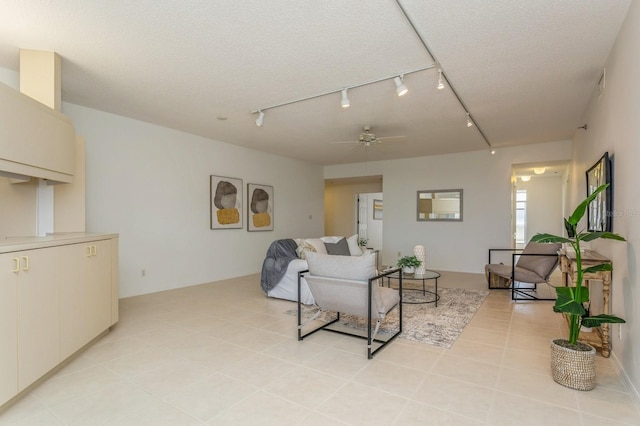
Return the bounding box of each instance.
[397,255,421,276]
[531,183,625,390]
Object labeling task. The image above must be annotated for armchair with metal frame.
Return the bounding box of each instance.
[297,251,402,359]
[485,242,562,301]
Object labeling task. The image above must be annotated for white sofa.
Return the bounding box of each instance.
[265,235,364,305]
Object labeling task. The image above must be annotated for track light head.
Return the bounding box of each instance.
[394,76,408,96]
[255,110,264,127]
[437,69,445,90]
[341,89,350,108]
[466,112,474,127]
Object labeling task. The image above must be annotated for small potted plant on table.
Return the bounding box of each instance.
[531,183,625,391]
[397,255,421,276]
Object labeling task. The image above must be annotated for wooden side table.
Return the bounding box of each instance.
[559,250,613,357]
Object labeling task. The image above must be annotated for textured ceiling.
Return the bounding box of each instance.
[0,0,631,165]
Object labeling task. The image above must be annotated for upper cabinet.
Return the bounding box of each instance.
[0,82,75,183]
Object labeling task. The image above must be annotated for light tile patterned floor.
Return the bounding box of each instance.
[1,272,639,425]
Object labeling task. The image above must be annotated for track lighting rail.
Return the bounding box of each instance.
[250,64,435,115]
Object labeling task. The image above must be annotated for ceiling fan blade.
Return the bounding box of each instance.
[329,140,359,145]
[345,144,363,153]
[376,135,406,141]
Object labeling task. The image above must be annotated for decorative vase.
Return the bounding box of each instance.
[402,266,415,276]
[413,245,426,275]
[550,338,596,391]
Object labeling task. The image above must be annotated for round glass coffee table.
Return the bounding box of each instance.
[385,270,440,306]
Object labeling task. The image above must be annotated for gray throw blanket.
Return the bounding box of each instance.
[260,238,299,293]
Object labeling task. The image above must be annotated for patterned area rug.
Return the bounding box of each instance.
[285,287,489,349]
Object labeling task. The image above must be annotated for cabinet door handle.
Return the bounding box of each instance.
[11,257,20,273]
[91,245,97,256]
[86,246,92,257]
[21,256,29,271]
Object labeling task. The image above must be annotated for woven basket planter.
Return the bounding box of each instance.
[550,339,596,391]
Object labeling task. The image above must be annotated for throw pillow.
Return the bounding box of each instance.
[324,237,350,256]
[296,239,317,259]
[346,234,362,256]
[306,251,376,281]
[304,238,327,254]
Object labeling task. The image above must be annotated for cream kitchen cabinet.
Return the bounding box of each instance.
[0,234,118,408]
[0,82,75,183]
[59,239,113,359]
[0,248,60,404]
[0,254,18,406]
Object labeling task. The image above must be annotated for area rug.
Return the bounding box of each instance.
[285,287,489,349]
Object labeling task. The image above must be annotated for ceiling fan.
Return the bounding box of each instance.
[330,126,405,148]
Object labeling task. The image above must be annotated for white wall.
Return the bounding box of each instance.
[325,140,572,270]
[568,0,640,396]
[60,104,324,297]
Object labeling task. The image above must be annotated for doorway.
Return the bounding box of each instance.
[511,162,569,248]
[356,192,383,250]
[324,176,383,244]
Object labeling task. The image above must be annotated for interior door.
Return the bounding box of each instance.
[356,192,383,250]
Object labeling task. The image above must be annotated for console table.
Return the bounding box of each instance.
[559,249,613,357]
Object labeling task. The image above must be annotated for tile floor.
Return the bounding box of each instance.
[1,272,639,425]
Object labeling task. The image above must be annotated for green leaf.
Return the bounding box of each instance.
[581,314,626,328]
[583,263,612,274]
[530,233,571,244]
[564,218,576,238]
[582,232,626,242]
[554,287,588,315]
[569,184,609,226]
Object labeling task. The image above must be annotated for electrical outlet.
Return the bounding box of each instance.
[141,269,146,277]
[397,251,401,258]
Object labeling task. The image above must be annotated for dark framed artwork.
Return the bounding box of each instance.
[210,175,243,229]
[585,152,612,232]
[247,183,274,231]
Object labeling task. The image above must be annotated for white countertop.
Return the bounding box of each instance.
[0,232,118,253]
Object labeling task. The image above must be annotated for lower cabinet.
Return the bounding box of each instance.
[0,235,118,407]
[16,248,60,391]
[59,240,112,359]
[0,255,18,406]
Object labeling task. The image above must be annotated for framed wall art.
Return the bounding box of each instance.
[247,183,274,231]
[210,175,243,229]
[373,199,383,220]
[585,152,612,232]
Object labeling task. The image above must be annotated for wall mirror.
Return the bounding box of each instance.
[586,152,612,232]
[417,189,463,221]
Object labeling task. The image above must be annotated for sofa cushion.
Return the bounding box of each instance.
[324,237,350,256]
[306,251,376,281]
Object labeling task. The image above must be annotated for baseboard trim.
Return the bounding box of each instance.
[611,350,640,411]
